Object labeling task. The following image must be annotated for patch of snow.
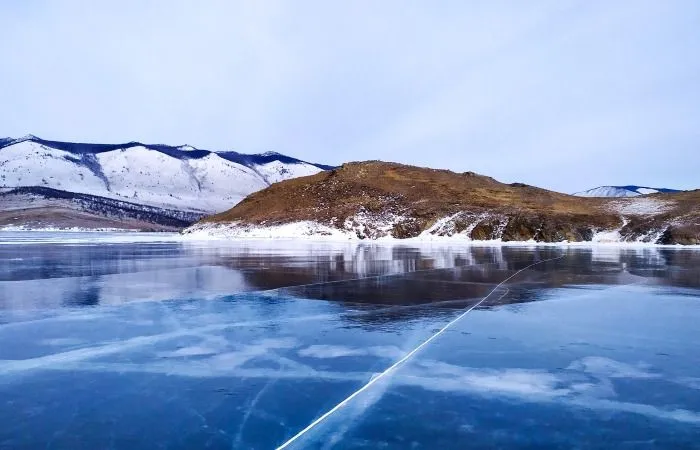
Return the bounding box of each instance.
[634,227,668,244]
[183,221,354,240]
[636,187,660,195]
[606,198,674,216]
[422,212,464,236]
[255,160,322,184]
[342,208,409,239]
[420,213,508,241]
[591,227,623,243]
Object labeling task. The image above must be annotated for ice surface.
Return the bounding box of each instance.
[0,237,698,448]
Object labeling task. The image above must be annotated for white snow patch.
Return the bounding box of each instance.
[591,225,624,243]
[636,187,660,195]
[606,198,674,216]
[184,221,354,240]
[342,208,409,239]
[255,160,322,184]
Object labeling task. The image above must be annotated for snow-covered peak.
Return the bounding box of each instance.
[0,136,332,213]
[573,185,681,198]
[0,135,332,171]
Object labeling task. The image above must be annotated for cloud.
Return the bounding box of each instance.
[1,1,698,191]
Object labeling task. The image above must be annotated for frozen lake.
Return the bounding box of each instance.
[0,233,699,449]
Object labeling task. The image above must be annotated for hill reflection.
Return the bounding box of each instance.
[1,239,698,312]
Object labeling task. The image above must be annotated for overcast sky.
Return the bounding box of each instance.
[1,1,698,193]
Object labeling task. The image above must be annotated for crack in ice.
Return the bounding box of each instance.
[275,254,566,449]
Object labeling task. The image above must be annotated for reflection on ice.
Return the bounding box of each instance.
[2,236,699,312]
[0,234,698,449]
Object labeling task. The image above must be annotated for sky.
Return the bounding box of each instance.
[1,1,698,193]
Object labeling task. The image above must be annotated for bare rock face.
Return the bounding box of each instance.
[501,215,537,242]
[391,219,423,239]
[470,220,501,241]
[190,162,699,245]
[658,225,700,246]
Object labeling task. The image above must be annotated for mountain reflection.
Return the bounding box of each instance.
[0,239,698,311]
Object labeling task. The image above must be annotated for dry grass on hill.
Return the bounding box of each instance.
[202,161,699,243]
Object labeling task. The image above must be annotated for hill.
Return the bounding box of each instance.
[0,135,331,214]
[0,135,332,230]
[0,186,201,231]
[186,161,699,245]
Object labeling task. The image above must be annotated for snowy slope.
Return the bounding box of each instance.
[254,159,325,184]
[0,136,330,213]
[574,185,681,197]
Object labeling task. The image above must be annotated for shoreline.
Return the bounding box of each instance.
[180,222,700,248]
[1,227,698,248]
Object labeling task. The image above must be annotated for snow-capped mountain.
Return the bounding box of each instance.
[573,185,682,198]
[0,136,332,213]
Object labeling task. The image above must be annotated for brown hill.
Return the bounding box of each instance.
[194,161,699,244]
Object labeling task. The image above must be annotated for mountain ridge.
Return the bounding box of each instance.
[0,135,335,170]
[0,135,333,216]
[0,186,201,231]
[574,185,682,198]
